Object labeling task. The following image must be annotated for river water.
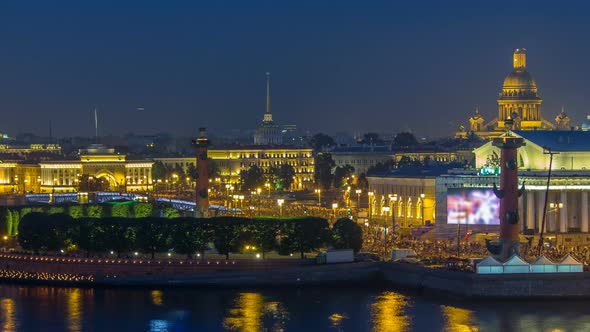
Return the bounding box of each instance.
[0,284,588,332]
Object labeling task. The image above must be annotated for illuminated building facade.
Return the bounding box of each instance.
[367,168,443,227]
[436,130,590,245]
[155,146,314,190]
[210,146,314,190]
[0,145,153,193]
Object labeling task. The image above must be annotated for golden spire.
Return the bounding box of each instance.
[263,72,273,123]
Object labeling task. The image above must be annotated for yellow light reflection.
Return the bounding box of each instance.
[0,298,16,332]
[151,290,163,306]
[223,292,287,332]
[224,293,264,332]
[329,313,348,328]
[67,289,82,332]
[441,305,478,332]
[372,291,409,332]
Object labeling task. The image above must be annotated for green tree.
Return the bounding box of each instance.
[331,218,363,253]
[152,161,168,181]
[187,163,198,181]
[208,159,220,179]
[357,173,369,190]
[249,219,279,259]
[48,206,65,215]
[102,218,136,257]
[111,204,130,218]
[136,218,170,259]
[79,174,109,192]
[11,210,21,236]
[280,217,330,259]
[332,165,355,189]
[68,205,84,219]
[77,218,106,257]
[309,133,336,151]
[133,203,153,218]
[276,164,296,191]
[213,218,246,260]
[18,213,71,253]
[240,165,266,191]
[314,153,335,190]
[163,208,180,218]
[87,205,103,218]
[4,210,13,237]
[171,219,214,259]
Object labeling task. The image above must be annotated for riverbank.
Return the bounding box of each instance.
[382,262,590,299]
[4,253,590,298]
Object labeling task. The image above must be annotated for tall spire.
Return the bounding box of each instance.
[263,72,273,123]
[94,107,98,138]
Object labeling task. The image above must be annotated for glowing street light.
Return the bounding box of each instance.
[315,188,321,206]
[332,202,338,220]
[368,191,374,222]
[277,199,285,217]
[355,189,362,209]
[420,193,426,225]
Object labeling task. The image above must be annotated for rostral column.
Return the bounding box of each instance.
[193,128,210,217]
[488,118,526,261]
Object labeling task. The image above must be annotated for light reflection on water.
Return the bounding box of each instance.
[441,305,478,332]
[0,285,589,331]
[372,291,409,332]
[66,288,82,332]
[1,298,16,332]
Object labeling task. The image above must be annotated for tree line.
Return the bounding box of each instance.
[2,203,182,237]
[17,214,363,260]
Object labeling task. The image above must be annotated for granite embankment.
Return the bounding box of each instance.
[0,253,382,287]
[382,262,590,298]
[2,253,590,298]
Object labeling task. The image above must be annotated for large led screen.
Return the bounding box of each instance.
[447,188,500,225]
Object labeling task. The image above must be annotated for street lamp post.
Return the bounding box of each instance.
[420,193,425,225]
[368,191,374,224]
[315,189,321,206]
[549,202,564,247]
[277,199,284,217]
[390,194,398,232]
[355,189,362,211]
[332,203,338,221]
[256,188,262,216]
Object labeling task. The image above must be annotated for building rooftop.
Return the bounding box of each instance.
[514,130,590,152]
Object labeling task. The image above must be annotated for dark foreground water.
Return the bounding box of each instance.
[0,284,589,332]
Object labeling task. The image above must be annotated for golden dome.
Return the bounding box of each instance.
[502,69,537,90]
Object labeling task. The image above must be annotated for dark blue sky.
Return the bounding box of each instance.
[1,0,590,138]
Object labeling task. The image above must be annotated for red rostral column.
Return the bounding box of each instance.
[489,119,525,261]
[192,128,210,217]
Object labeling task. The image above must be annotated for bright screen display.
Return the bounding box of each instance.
[447,188,500,225]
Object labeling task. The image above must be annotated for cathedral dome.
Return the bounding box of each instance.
[502,69,537,90]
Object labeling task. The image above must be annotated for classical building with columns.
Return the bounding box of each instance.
[435,130,590,245]
[0,144,153,194]
[366,167,449,228]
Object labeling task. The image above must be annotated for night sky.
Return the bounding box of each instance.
[1,0,590,138]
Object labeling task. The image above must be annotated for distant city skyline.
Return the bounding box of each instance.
[1,1,590,138]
